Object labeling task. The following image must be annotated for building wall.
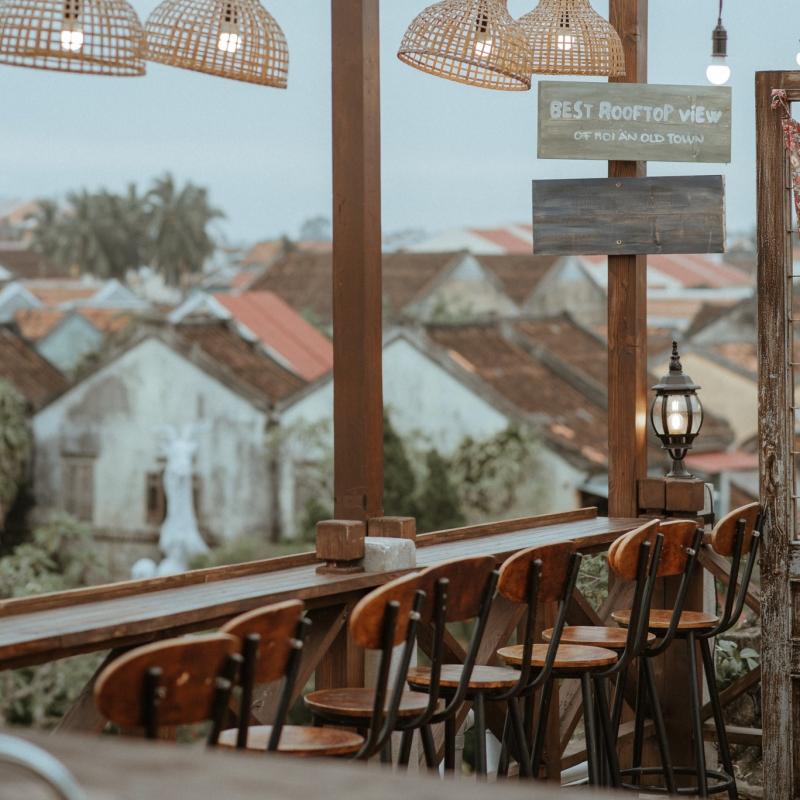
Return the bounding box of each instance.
[37,316,104,372]
[33,338,271,566]
[526,258,606,326]
[410,256,519,321]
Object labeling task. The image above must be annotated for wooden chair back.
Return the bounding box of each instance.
[349,572,422,649]
[94,633,239,740]
[711,502,761,557]
[415,555,497,623]
[497,541,577,603]
[221,600,305,684]
[611,519,698,579]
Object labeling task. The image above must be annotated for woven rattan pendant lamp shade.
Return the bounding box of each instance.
[518,0,625,77]
[145,0,288,87]
[398,0,532,91]
[0,0,145,75]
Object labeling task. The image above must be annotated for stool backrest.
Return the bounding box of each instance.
[221,600,307,752]
[708,502,763,634]
[497,541,580,687]
[416,555,496,623]
[611,519,698,579]
[348,572,426,759]
[711,502,761,557]
[221,600,305,684]
[608,519,660,580]
[94,633,240,743]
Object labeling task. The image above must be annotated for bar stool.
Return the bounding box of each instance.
[306,555,497,772]
[616,504,761,798]
[495,542,621,785]
[230,577,425,760]
[216,600,364,757]
[539,520,668,789]
[94,633,242,743]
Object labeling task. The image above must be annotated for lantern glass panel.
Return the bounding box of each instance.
[651,395,665,436]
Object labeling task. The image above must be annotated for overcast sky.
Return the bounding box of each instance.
[0,1,796,244]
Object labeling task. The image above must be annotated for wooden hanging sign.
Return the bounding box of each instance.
[531,175,726,256]
[538,81,732,163]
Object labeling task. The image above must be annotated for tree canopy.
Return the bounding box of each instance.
[30,174,222,286]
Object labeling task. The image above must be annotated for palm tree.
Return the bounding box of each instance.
[147,174,223,287]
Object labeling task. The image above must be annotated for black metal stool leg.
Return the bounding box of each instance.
[507,697,532,778]
[497,711,511,778]
[593,675,621,788]
[474,693,488,777]
[687,632,709,797]
[700,637,738,800]
[631,659,647,788]
[398,729,414,768]
[444,715,457,774]
[642,656,678,795]
[581,673,599,786]
[531,679,554,779]
[421,725,438,772]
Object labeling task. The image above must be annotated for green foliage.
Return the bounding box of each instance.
[576,554,609,612]
[0,513,107,727]
[189,535,308,570]
[449,425,547,520]
[30,173,222,286]
[383,411,417,517]
[715,639,760,690]
[299,497,332,543]
[0,380,32,526]
[415,449,465,533]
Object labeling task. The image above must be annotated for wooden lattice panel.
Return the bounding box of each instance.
[517,0,625,77]
[145,0,288,87]
[0,0,145,75]
[397,0,532,91]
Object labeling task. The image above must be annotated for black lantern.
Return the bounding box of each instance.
[650,341,703,478]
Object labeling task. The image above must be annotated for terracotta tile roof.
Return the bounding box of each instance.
[241,239,333,269]
[515,316,606,386]
[24,281,98,306]
[78,308,133,334]
[685,450,759,474]
[475,255,558,306]
[708,342,758,377]
[14,308,65,340]
[252,250,462,324]
[14,307,133,341]
[177,320,305,402]
[213,291,333,380]
[427,323,610,466]
[467,226,532,254]
[0,244,63,279]
[0,327,67,408]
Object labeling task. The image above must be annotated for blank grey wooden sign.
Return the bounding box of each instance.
[538,81,731,163]
[531,175,726,256]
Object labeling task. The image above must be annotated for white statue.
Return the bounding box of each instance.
[131,423,208,579]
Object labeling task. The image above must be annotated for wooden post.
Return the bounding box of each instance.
[607,0,648,518]
[331,0,384,522]
[756,70,795,798]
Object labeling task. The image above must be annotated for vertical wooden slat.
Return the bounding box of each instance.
[607,0,648,518]
[331,0,384,521]
[756,69,795,799]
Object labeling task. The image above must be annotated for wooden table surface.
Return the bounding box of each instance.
[0,512,640,670]
[2,730,621,799]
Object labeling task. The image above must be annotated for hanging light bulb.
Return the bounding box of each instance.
[60,0,84,52]
[705,0,730,85]
[795,39,800,67]
[217,1,241,53]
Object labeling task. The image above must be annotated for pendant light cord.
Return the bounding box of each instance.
[718,0,723,25]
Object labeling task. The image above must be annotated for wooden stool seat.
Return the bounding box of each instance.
[497,642,618,669]
[218,724,363,757]
[542,625,656,650]
[304,687,438,718]
[407,664,520,690]
[612,608,719,631]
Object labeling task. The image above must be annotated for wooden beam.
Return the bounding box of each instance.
[701,665,761,722]
[607,0,648,518]
[697,549,761,615]
[703,723,762,747]
[756,70,795,799]
[331,0,384,521]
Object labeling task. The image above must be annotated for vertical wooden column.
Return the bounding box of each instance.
[331,0,384,522]
[755,70,795,799]
[607,0,648,518]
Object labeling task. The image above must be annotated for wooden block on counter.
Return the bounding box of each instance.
[665,478,705,513]
[367,517,416,541]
